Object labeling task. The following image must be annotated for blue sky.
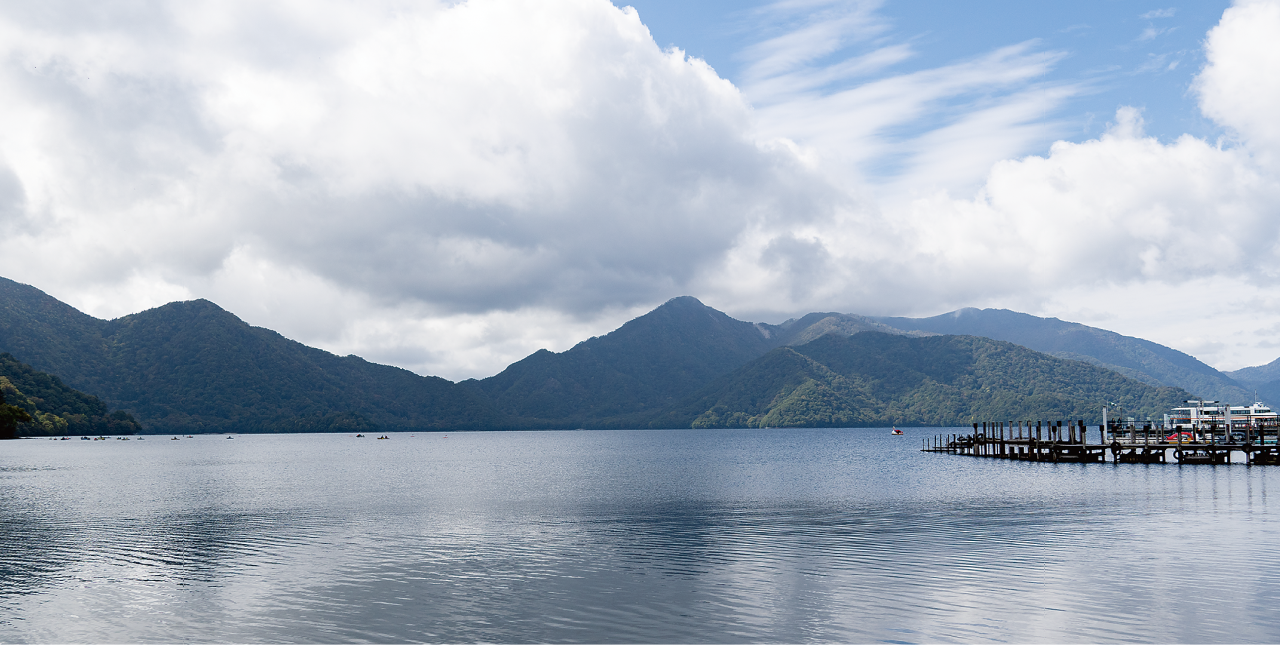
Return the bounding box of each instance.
[625,0,1228,151]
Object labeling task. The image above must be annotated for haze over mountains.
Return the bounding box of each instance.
[0,275,1265,434]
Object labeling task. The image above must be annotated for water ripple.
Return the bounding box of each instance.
[1,429,1279,642]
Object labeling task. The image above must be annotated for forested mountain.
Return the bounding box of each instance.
[0,275,1219,432]
[1224,357,1280,405]
[761,312,925,346]
[0,276,115,393]
[467,300,938,428]
[1227,359,1280,384]
[872,308,1251,404]
[0,353,141,437]
[653,332,1191,428]
[468,296,776,428]
[0,278,503,433]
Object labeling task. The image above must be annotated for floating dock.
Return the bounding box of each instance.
[922,420,1280,465]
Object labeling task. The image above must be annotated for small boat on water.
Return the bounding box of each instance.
[891,427,904,435]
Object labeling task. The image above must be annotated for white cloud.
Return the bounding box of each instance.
[747,39,1077,191]
[0,0,830,378]
[703,0,1280,372]
[1196,0,1280,161]
[3,0,1280,380]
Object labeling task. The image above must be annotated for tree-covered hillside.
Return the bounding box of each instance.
[0,277,113,394]
[1225,357,1280,406]
[0,278,505,433]
[0,276,1208,433]
[0,353,141,437]
[760,311,924,346]
[873,308,1250,404]
[654,332,1192,428]
[470,296,776,428]
[98,299,504,433]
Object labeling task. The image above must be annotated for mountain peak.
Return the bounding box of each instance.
[477,296,775,427]
[660,295,706,308]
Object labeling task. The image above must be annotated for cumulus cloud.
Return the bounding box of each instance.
[702,0,1280,370]
[0,0,838,377]
[2,0,1280,378]
[1196,0,1280,160]
[860,0,1280,368]
[1,0,826,312]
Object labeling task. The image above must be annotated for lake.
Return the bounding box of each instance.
[2,428,1278,643]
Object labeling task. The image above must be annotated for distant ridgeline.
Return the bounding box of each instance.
[0,353,141,438]
[648,333,1191,428]
[0,276,1237,433]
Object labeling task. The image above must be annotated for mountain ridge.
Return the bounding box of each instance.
[470,296,776,428]
[872,307,1252,404]
[0,277,504,433]
[652,332,1190,428]
[0,275,1247,432]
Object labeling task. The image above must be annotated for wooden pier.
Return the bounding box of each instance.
[922,420,1280,465]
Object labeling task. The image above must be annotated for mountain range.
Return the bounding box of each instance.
[0,275,1264,433]
[873,308,1255,404]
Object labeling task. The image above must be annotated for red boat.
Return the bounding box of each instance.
[891,428,904,435]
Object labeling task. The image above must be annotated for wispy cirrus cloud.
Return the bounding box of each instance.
[736,1,1081,192]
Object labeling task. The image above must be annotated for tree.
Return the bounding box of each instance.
[0,390,33,440]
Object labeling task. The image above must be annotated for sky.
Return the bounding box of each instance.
[2,0,1280,381]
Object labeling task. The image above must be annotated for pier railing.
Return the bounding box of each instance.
[922,420,1280,465]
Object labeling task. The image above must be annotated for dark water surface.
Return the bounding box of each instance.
[2,428,1278,643]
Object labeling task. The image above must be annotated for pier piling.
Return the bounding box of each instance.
[923,418,1280,465]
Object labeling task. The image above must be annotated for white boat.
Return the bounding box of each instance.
[1166,401,1278,432]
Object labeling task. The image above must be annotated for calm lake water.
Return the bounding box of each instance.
[2,428,1278,643]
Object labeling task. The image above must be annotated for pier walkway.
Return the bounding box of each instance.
[923,420,1280,465]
